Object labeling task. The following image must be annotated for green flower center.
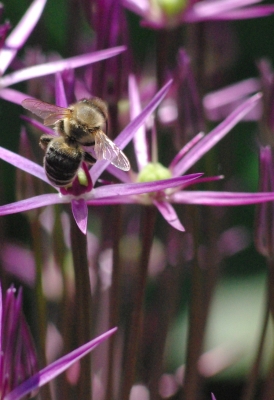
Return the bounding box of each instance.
[137,162,172,183]
[77,168,89,187]
[156,0,188,16]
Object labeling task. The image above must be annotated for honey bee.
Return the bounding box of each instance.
[22,97,130,187]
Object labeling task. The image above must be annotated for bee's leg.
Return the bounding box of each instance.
[84,152,96,165]
[40,135,53,151]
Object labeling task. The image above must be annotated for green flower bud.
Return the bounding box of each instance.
[77,168,89,186]
[137,162,172,182]
[157,0,187,16]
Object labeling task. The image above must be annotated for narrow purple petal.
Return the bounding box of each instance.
[0,88,31,105]
[4,328,117,400]
[0,146,49,184]
[0,0,47,74]
[171,191,274,206]
[71,199,88,234]
[90,79,173,183]
[121,0,148,17]
[91,173,202,199]
[105,164,132,183]
[0,47,126,88]
[0,194,66,216]
[169,132,204,170]
[211,394,217,400]
[172,92,262,177]
[154,201,185,231]
[204,6,274,20]
[189,175,224,186]
[203,78,260,121]
[55,73,68,108]
[129,74,148,171]
[185,0,261,20]
[86,196,137,205]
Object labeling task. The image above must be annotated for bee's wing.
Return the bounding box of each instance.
[94,131,130,171]
[22,98,71,126]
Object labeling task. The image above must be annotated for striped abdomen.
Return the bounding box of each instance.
[44,137,84,187]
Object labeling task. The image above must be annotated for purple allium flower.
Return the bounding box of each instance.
[0,281,116,400]
[100,75,274,231]
[0,0,126,107]
[4,329,118,400]
[1,77,274,235]
[0,284,38,400]
[122,0,274,29]
[0,80,201,234]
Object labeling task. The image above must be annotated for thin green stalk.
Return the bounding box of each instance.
[185,22,208,96]
[120,206,157,400]
[241,293,269,400]
[242,260,274,400]
[30,218,52,400]
[156,27,184,89]
[182,207,220,400]
[156,30,169,89]
[70,213,92,400]
[105,206,123,400]
[53,205,74,400]
[148,264,183,399]
[182,22,221,398]
[183,249,204,399]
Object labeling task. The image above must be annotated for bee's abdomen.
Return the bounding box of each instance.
[45,140,83,187]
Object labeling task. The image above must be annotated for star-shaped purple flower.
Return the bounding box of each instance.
[90,75,274,231]
[0,0,126,106]
[0,79,203,234]
[122,0,274,29]
[0,281,116,400]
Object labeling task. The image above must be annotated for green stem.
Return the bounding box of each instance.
[183,207,220,400]
[105,206,123,400]
[30,218,52,400]
[185,22,207,96]
[242,260,274,400]
[70,213,92,400]
[241,291,269,400]
[53,205,74,400]
[183,253,204,399]
[148,264,183,399]
[156,30,169,89]
[120,206,157,400]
